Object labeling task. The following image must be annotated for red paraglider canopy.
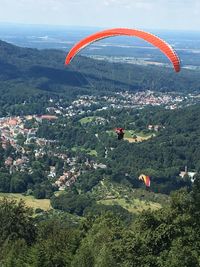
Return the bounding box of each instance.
[115,128,124,133]
[65,28,181,72]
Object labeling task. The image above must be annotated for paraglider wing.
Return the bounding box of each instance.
[144,175,151,187]
[65,28,181,72]
[115,128,124,133]
[139,174,151,187]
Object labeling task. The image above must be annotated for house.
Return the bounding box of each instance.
[93,163,107,169]
[48,166,56,178]
[179,166,196,182]
[148,125,153,130]
[148,124,162,131]
[5,157,13,166]
[41,115,58,120]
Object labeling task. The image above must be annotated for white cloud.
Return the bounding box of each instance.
[0,0,199,30]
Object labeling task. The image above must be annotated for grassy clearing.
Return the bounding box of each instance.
[98,198,161,214]
[79,116,96,124]
[79,116,103,124]
[93,179,167,214]
[80,116,106,125]
[72,146,97,156]
[0,193,52,211]
[107,129,153,143]
[87,149,98,156]
[124,136,151,143]
[122,129,152,139]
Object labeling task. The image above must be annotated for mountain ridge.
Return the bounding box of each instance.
[0,38,200,100]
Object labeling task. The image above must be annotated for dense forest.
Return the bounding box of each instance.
[0,39,200,112]
[0,174,200,266]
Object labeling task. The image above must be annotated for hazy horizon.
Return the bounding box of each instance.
[0,0,199,31]
[1,21,200,33]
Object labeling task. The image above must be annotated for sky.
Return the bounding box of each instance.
[0,0,199,31]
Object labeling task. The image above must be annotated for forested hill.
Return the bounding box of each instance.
[1,40,200,266]
[0,39,200,100]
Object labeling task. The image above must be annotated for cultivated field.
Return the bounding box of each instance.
[0,193,52,211]
[99,197,161,214]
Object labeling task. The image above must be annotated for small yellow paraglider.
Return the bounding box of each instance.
[139,174,151,189]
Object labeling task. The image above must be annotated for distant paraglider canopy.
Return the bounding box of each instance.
[65,28,181,72]
[139,174,151,188]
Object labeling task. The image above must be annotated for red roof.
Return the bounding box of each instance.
[41,115,58,120]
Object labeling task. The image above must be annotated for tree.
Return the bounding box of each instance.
[16,133,26,146]
[0,198,36,247]
[0,172,11,192]
[10,174,26,193]
[51,191,95,216]
[30,219,80,267]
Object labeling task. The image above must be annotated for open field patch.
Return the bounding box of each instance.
[79,116,96,124]
[72,146,97,156]
[0,193,52,211]
[98,197,161,214]
[107,129,154,142]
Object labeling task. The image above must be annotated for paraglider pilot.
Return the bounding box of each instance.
[115,128,124,140]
